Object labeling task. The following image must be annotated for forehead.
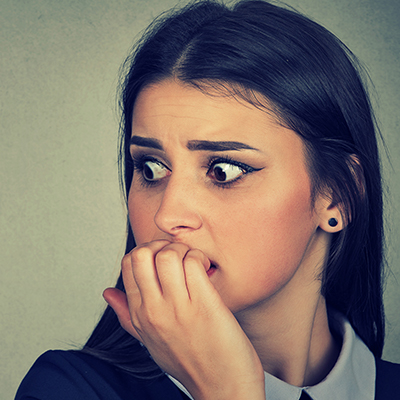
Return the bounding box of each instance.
[131,80,285,142]
[134,79,277,115]
[134,80,255,117]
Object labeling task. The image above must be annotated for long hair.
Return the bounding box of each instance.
[83,0,385,376]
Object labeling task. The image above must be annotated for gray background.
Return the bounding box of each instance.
[1,0,399,398]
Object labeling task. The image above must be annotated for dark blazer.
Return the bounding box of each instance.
[15,351,189,400]
[375,358,400,399]
[15,350,400,399]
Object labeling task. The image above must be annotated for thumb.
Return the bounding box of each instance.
[103,288,141,341]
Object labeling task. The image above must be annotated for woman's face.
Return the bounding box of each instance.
[128,80,328,316]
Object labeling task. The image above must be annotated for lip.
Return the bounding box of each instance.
[206,262,217,277]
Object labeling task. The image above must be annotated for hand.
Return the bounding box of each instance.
[104,240,265,400]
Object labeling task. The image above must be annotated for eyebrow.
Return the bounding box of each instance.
[187,140,259,152]
[130,136,259,152]
[130,136,163,150]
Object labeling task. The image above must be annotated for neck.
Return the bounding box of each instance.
[237,294,339,387]
[235,232,340,387]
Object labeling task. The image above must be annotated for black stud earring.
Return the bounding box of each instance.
[328,218,338,227]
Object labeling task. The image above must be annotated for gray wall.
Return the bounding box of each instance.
[1,0,399,398]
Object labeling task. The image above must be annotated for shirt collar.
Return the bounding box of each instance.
[168,313,375,400]
[305,312,375,400]
[264,312,375,400]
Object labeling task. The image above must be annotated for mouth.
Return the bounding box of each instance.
[207,262,217,277]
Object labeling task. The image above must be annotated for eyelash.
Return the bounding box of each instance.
[205,156,260,188]
[130,153,260,189]
[131,154,169,188]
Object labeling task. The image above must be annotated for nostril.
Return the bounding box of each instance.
[154,201,203,234]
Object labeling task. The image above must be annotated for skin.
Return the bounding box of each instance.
[104,79,343,399]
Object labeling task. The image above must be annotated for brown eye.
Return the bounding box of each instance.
[209,163,245,183]
[142,160,170,181]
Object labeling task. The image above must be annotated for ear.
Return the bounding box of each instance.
[315,154,365,233]
[315,191,345,233]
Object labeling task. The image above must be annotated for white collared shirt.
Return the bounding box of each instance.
[168,313,376,399]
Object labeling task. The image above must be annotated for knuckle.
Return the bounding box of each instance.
[121,254,131,269]
[155,247,180,265]
[131,246,154,264]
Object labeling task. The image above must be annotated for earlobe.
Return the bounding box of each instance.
[319,213,344,233]
[315,192,345,233]
[319,201,345,232]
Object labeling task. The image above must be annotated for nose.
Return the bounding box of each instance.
[154,175,203,236]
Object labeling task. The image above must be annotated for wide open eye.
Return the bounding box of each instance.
[142,160,170,181]
[208,162,245,183]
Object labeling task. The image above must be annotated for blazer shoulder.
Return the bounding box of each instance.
[375,358,400,400]
[15,350,187,400]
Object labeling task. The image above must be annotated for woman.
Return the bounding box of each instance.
[15,0,400,399]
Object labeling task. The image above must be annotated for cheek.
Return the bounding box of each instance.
[222,175,314,253]
[128,190,158,244]
[215,178,317,309]
[252,183,315,269]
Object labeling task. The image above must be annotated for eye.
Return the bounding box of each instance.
[142,160,170,182]
[206,157,263,187]
[208,162,245,183]
[131,154,171,185]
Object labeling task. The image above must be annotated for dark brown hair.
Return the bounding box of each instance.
[83,0,385,376]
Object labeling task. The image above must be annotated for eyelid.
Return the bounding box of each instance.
[130,147,166,161]
[206,155,262,187]
[130,153,171,187]
[206,155,258,173]
[131,151,171,168]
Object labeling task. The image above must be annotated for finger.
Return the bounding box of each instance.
[128,240,171,302]
[154,242,190,302]
[103,288,142,341]
[121,252,147,323]
[121,254,141,297]
[183,249,221,304]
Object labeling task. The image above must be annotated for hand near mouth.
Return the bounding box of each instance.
[103,240,265,400]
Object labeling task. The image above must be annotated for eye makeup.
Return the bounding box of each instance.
[131,154,171,188]
[205,155,263,188]
[130,150,263,190]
